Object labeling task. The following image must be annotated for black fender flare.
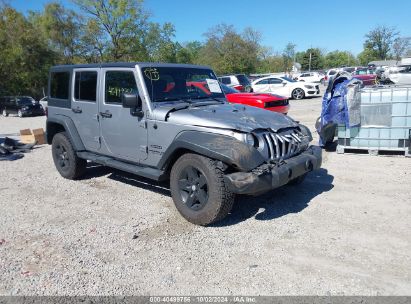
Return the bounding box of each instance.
[46,115,85,151]
[158,131,265,172]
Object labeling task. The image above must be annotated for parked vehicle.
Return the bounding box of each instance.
[352,69,377,86]
[189,81,289,114]
[39,96,48,109]
[218,74,253,92]
[296,72,325,84]
[46,63,321,226]
[0,96,44,118]
[387,66,411,85]
[324,69,338,83]
[251,76,320,100]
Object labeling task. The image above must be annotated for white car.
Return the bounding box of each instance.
[251,76,320,100]
[387,66,411,85]
[296,72,324,84]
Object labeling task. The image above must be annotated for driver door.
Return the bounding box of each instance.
[268,78,289,96]
[99,68,148,163]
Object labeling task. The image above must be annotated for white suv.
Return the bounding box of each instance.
[296,72,324,84]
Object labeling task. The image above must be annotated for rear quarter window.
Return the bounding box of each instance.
[220,77,231,85]
[50,72,70,100]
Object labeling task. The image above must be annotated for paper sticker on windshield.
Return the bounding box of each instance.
[206,79,222,93]
[144,68,160,81]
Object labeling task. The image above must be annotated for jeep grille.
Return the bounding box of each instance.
[255,129,308,161]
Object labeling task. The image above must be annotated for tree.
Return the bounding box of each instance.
[392,37,411,61]
[73,0,150,60]
[198,24,260,74]
[0,6,55,98]
[364,25,399,60]
[282,42,296,72]
[30,3,83,64]
[299,48,324,71]
[357,48,379,66]
[324,50,357,68]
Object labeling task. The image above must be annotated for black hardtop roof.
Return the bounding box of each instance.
[50,62,212,71]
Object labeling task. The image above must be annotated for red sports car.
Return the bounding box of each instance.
[188,82,289,114]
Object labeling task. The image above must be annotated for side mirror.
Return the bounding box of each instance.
[122,93,141,108]
[282,81,287,86]
[122,93,143,117]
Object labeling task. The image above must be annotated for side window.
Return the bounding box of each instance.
[105,71,138,104]
[74,71,97,102]
[221,77,231,85]
[256,79,269,85]
[50,72,70,100]
[269,78,282,84]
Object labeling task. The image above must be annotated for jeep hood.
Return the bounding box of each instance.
[151,103,298,132]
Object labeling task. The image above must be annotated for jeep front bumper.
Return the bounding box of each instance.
[224,145,322,195]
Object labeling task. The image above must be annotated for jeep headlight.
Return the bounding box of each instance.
[232,132,258,148]
[304,85,314,89]
[299,124,313,142]
[245,133,257,147]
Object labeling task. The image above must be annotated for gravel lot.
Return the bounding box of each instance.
[0,95,410,296]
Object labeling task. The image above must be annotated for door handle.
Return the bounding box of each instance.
[100,111,112,118]
[72,107,82,114]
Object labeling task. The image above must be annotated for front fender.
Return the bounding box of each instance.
[158,131,265,172]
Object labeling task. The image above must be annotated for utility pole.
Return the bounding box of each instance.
[309,52,312,71]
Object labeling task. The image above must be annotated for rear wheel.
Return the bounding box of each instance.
[17,110,23,118]
[52,132,86,180]
[170,153,235,226]
[292,88,305,100]
[2,109,8,117]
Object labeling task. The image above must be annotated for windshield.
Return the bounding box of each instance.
[16,97,34,106]
[142,67,225,103]
[281,77,296,83]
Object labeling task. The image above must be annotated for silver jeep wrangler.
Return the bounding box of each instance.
[46,63,322,225]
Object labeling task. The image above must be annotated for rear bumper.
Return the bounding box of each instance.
[224,145,322,195]
[265,105,289,114]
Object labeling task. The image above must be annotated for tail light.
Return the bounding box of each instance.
[325,76,328,80]
[233,85,244,91]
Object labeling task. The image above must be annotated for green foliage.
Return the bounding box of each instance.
[299,48,324,71]
[357,48,379,66]
[282,42,296,72]
[197,24,260,75]
[324,51,358,68]
[363,25,398,60]
[0,6,56,98]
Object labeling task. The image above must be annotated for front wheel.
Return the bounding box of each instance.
[292,88,305,100]
[52,132,86,180]
[170,153,235,226]
[17,110,23,118]
[2,109,8,117]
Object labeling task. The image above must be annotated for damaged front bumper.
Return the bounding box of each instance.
[224,145,322,195]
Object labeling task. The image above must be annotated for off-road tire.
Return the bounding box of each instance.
[170,153,235,226]
[52,132,86,180]
[2,109,8,117]
[288,173,307,185]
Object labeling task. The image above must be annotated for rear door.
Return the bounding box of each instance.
[71,68,101,151]
[99,68,147,163]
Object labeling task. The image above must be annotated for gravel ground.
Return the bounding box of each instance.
[0,96,410,296]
